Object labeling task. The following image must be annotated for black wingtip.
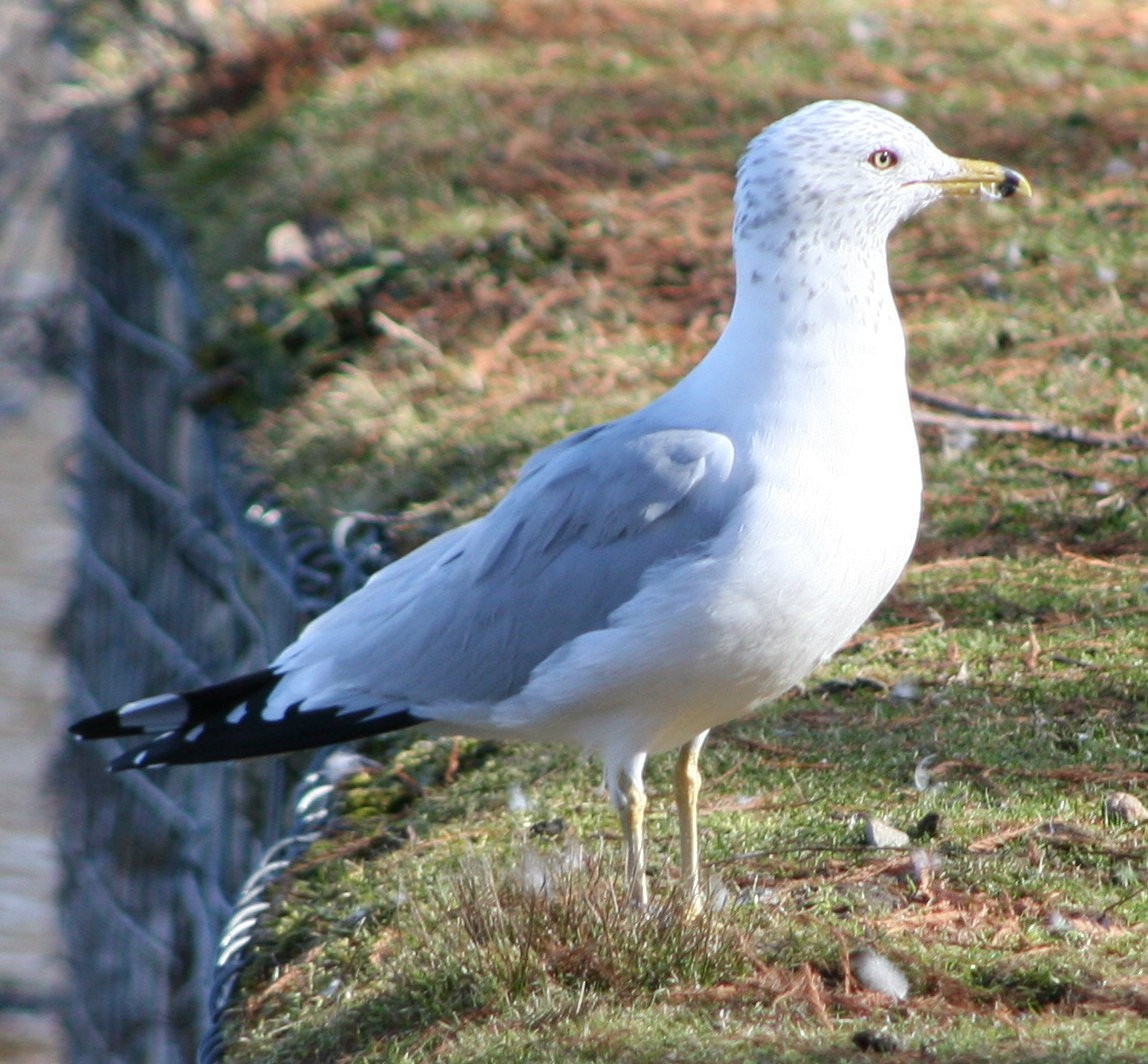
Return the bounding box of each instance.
[71,668,427,771]
[70,670,279,746]
[108,743,164,772]
[69,709,144,741]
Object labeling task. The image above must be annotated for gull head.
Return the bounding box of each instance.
[734,99,1030,253]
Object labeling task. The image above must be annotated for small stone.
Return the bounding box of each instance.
[865,817,910,849]
[890,679,921,702]
[1105,791,1148,825]
[911,811,942,839]
[849,947,910,1001]
[853,1029,901,1053]
[265,220,316,272]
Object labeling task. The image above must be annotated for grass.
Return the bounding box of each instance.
[73,0,1148,1059]
[128,0,1147,540]
[210,539,1147,1064]
[218,584,1148,1062]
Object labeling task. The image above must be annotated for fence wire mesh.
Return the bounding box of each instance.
[55,149,386,1063]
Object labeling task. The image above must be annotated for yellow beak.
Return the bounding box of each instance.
[919,157,1032,200]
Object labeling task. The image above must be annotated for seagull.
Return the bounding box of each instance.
[71,100,1029,907]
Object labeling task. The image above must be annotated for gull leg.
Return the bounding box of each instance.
[674,730,709,914]
[612,755,648,905]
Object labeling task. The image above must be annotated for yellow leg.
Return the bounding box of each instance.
[674,731,709,914]
[615,764,648,905]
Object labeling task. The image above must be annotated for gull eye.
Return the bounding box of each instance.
[868,148,899,171]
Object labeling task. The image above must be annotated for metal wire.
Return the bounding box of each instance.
[55,146,392,1063]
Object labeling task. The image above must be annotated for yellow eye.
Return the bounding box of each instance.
[869,148,899,170]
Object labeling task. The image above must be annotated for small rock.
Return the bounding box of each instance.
[853,1029,901,1053]
[850,947,910,1001]
[1105,791,1148,825]
[865,817,910,849]
[265,220,316,273]
[910,811,942,839]
[529,816,565,837]
[890,678,921,702]
[265,218,355,272]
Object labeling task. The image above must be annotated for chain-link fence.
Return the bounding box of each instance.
[54,148,385,1063]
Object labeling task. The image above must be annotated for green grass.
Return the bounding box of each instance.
[75,0,1148,1059]
[133,0,1147,541]
[215,556,1147,1063]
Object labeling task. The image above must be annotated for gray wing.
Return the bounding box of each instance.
[274,418,741,709]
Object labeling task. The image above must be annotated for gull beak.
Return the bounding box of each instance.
[920,157,1033,201]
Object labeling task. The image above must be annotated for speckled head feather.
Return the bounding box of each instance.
[736,100,971,249]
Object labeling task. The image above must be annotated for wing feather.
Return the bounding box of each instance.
[271,420,741,713]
